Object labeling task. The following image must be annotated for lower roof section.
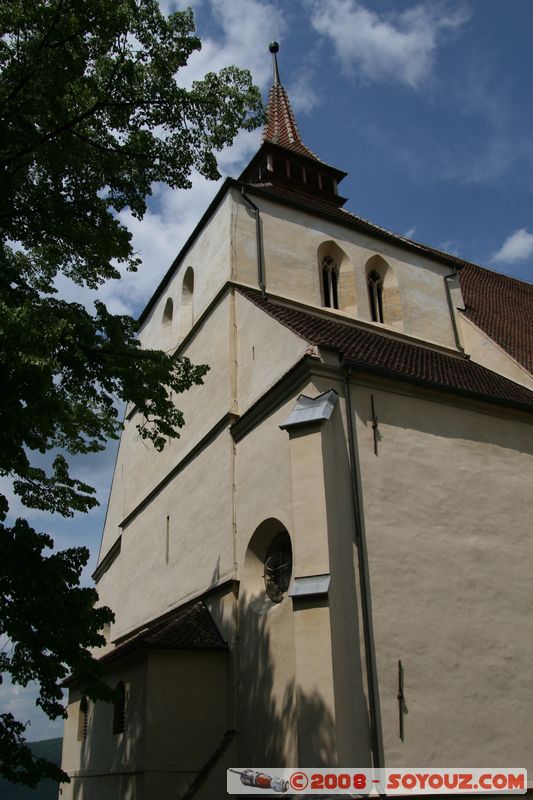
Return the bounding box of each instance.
[238,287,533,413]
[459,262,533,375]
[100,599,228,666]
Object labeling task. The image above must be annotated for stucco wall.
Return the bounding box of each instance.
[98,294,234,563]
[236,401,297,767]
[61,656,146,799]
[351,380,533,769]
[232,188,458,350]
[98,429,234,640]
[61,651,228,800]
[139,193,233,352]
[235,291,306,412]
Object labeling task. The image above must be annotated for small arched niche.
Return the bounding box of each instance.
[365,254,402,328]
[179,267,194,341]
[241,519,293,614]
[317,241,356,314]
[162,297,173,328]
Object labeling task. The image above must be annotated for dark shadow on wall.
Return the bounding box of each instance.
[237,591,337,771]
[71,658,145,800]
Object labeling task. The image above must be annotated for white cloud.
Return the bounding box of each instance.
[306,0,470,89]
[492,228,533,264]
[404,225,416,239]
[287,70,320,115]
[179,0,285,89]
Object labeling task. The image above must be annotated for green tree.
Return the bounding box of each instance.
[0,0,263,786]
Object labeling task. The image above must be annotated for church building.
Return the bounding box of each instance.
[60,44,533,798]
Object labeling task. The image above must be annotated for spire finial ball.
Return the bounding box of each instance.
[269,41,279,54]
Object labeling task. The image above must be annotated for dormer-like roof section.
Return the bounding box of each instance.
[100,600,228,665]
[460,263,533,374]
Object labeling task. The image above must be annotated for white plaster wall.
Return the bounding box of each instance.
[235,404,294,568]
[352,382,533,769]
[235,292,307,412]
[61,651,228,800]
[98,294,233,561]
[138,193,232,351]
[61,657,147,799]
[97,431,234,639]
[235,401,297,766]
[233,188,457,349]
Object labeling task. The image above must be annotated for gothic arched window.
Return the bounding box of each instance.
[321,256,339,309]
[113,682,126,735]
[368,269,384,323]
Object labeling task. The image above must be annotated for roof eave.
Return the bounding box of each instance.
[239,141,347,182]
[343,357,533,414]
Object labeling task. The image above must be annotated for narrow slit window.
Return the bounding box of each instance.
[77,696,88,741]
[113,682,126,735]
[321,256,339,309]
[368,270,384,323]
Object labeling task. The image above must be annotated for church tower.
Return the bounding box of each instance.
[60,44,533,799]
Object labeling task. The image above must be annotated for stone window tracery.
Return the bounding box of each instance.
[321,255,339,309]
[368,269,384,323]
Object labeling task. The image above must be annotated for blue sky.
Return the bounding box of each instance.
[3,0,533,741]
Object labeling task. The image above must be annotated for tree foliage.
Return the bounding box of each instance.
[0,0,263,785]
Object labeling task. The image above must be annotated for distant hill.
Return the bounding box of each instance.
[0,738,62,799]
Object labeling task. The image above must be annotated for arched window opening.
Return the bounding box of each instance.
[365,254,402,328]
[179,267,194,340]
[113,682,126,735]
[264,531,293,604]
[241,519,293,613]
[162,297,173,328]
[77,696,88,741]
[321,256,339,309]
[368,270,384,323]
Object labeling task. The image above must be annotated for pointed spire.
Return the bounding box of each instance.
[262,42,321,162]
[269,41,281,86]
[239,42,347,207]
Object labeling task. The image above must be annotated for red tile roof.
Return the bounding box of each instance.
[100,600,227,664]
[238,287,533,412]
[263,83,322,162]
[459,263,533,375]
